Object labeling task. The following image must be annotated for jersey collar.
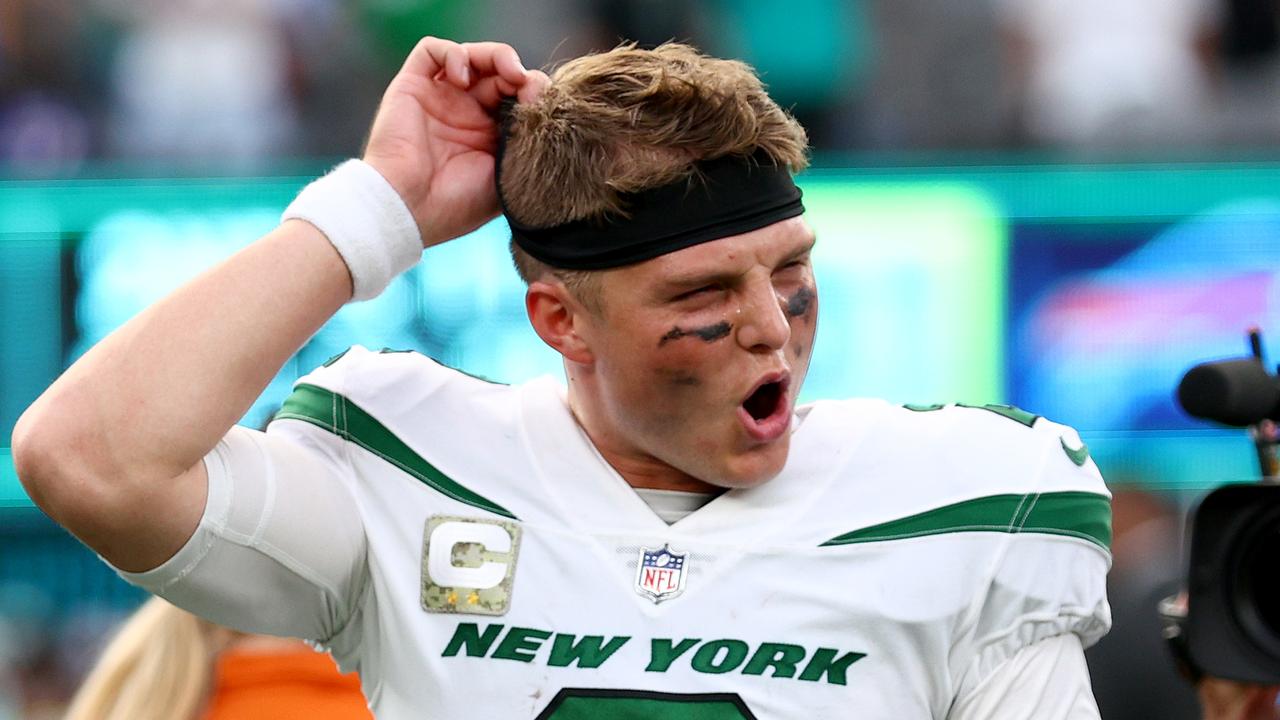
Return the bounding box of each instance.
[518,375,872,546]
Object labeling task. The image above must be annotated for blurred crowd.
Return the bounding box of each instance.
[3,0,1279,718]
[3,0,1280,179]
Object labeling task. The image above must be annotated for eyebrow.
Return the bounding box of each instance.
[785,235,818,263]
[661,234,818,290]
[661,268,745,291]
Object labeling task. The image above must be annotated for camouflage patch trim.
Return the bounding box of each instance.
[422,515,522,616]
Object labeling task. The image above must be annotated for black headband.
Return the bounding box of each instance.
[495,125,804,270]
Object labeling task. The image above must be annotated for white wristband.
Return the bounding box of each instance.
[282,159,422,301]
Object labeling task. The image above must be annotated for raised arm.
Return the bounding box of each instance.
[10,38,548,573]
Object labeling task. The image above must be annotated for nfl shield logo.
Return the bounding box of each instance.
[635,545,688,603]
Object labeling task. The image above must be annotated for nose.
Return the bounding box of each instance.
[734,278,791,353]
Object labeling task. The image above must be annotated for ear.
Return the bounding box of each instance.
[525,281,595,365]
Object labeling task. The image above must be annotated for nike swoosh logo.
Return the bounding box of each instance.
[1060,437,1091,467]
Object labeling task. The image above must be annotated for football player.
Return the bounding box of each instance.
[14,38,1112,718]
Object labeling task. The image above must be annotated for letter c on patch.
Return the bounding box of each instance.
[426,521,512,590]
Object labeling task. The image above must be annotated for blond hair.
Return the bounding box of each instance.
[63,598,234,720]
[503,41,810,297]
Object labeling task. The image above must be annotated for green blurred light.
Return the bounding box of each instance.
[807,161,1280,222]
[0,449,26,508]
[1084,430,1263,492]
[6,159,1280,241]
[0,176,310,236]
[798,178,1006,404]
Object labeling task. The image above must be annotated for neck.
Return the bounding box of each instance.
[597,452,723,494]
[567,390,722,494]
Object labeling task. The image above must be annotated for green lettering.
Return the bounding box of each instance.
[906,402,1041,428]
[962,403,1039,428]
[492,626,552,663]
[547,634,631,668]
[646,638,701,672]
[321,348,350,367]
[742,642,806,679]
[798,647,866,685]
[691,639,750,675]
[441,622,504,658]
[903,403,946,412]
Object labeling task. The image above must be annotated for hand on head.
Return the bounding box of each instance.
[363,38,551,248]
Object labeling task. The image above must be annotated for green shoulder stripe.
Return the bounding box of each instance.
[276,383,517,520]
[820,491,1111,550]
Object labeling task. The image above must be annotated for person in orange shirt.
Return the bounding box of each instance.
[64,597,371,720]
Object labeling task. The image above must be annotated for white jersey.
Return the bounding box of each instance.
[120,346,1111,719]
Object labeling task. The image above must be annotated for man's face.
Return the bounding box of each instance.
[573,216,818,490]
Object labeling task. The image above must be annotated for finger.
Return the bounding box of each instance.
[400,36,471,88]
[445,43,472,88]
[468,75,520,110]
[459,41,529,85]
[516,70,551,105]
[399,36,450,79]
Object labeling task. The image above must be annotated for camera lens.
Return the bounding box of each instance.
[1232,506,1280,659]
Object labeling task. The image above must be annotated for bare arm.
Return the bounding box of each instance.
[11,38,548,572]
[13,223,348,570]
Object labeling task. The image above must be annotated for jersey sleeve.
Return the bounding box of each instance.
[949,416,1112,707]
[115,414,370,643]
[949,634,1101,720]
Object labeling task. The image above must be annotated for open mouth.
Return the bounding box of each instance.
[744,380,785,422]
[738,373,791,442]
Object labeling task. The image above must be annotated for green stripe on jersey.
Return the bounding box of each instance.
[537,690,757,720]
[820,491,1111,550]
[276,383,517,520]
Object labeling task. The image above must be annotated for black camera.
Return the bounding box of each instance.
[1162,329,1280,683]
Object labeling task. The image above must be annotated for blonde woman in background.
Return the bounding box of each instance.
[64,597,370,720]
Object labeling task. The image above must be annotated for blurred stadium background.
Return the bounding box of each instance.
[2,0,1279,717]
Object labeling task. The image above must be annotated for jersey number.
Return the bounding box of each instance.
[535,689,757,720]
[904,402,1040,428]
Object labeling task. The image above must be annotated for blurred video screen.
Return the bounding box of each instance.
[57,175,1010,429]
[1003,190,1280,489]
[2,162,1278,511]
